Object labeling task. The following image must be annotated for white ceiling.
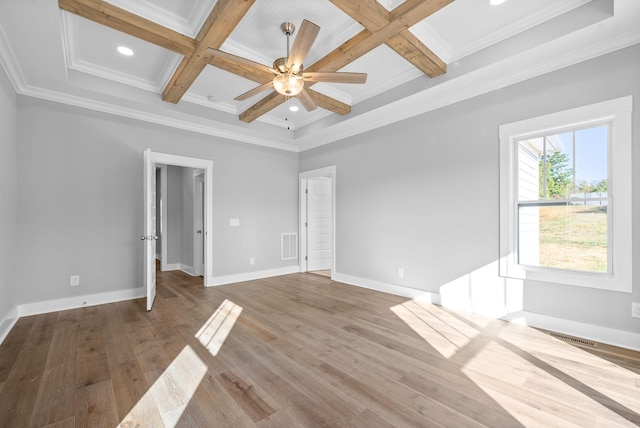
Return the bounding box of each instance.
[0,0,638,151]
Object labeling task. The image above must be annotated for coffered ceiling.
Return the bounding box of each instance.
[0,0,637,151]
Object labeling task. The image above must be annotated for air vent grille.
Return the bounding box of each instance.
[281,233,298,260]
[549,332,598,349]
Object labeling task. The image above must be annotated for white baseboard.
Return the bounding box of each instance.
[210,265,299,287]
[332,272,439,301]
[18,287,146,318]
[332,272,640,352]
[180,264,195,276]
[164,263,181,271]
[502,311,640,352]
[163,263,196,276]
[0,305,19,346]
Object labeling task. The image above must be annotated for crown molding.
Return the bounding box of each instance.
[18,84,299,152]
[296,28,640,152]
[61,14,178,94]
[2,3,638,155]
[437,0,592,62]
[0,22,26,93]
[106,0,207,37]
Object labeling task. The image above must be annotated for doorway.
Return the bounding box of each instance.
[157,165,204,279]
[143,150,214,310]
[299,166,336,277]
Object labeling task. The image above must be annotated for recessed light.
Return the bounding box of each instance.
[117,46,134,56]
[490,0,507,4]
[289,105,299,112]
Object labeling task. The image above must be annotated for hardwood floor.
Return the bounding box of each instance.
[1,269,639,427]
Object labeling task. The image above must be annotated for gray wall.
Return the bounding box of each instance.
[0,62,17,325]
[181,167,195,269]
[164,165,196,270]
[300,44,640,334]
[155,168,161,258]
[16,97,298,304]
[166,165,184,266]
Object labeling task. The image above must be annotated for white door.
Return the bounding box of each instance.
[193,174,205,276]
[143,149,157,310]
[307,178,332,271]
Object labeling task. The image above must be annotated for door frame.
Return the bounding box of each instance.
[299,166,336,276]
[146,150,214,286]
[193,172,205,277]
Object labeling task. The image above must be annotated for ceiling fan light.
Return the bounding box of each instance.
[273,74,304,97]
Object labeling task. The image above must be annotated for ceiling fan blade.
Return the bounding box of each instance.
[296,89,317,111]
[234,81,275,101]
[286,20,320,74]
[207,48,278,74]
[302,72,367,84]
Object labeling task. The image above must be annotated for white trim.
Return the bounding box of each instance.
[499,96,633,292]
[17,85,299,152]
[502,311,640,352]
[331,272,640,351]
[210,266,299,287]
[149,151,215,287]
[0,305,19,346]
[332,272,437,301]
[180,264,195,276]
[1,5,636,154]
[18,288,145,318]
[295,28,640,152]
[164,263,181,271]
[299,166,336,277]
[159,164,169,271]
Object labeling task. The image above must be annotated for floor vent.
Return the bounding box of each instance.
[549,332,598,349]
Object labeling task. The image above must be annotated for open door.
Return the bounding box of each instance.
[143,148,157,310]
[194,173,205,276]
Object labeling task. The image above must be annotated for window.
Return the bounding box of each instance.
[499,97,632,292]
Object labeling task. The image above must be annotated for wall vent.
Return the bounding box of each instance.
[549,332,598,349]
[281,233,298,260]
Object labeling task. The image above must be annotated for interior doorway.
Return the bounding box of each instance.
[157,166,205,279]
[299,166,336,277]
[143,150,214,311]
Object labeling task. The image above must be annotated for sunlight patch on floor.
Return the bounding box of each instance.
[460,340,640,427]
[119,345,207,427]
[195,299,243,357]
[390,299,484,359]
[391,294,640,426]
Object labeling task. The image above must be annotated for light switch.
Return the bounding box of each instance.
[230,219,240,227]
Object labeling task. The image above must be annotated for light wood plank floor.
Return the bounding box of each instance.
[1,269,639,427]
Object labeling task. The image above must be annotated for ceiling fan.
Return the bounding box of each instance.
[207,19,367,112]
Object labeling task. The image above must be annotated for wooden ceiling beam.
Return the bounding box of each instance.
[58,0,195,56]
[328,0,449,77]
[208,57,273,84]
[386,32,446,77]
[240,0,452,122]
[239,91,285,123]
[162,0,256,104]
[306,89,350,115]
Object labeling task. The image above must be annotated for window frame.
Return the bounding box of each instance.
[499,96,632,292]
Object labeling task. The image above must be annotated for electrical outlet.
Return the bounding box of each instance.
[632,302,640,319]
[70,275,80,286]
[250,257,255,265]
[397,267,404,278]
